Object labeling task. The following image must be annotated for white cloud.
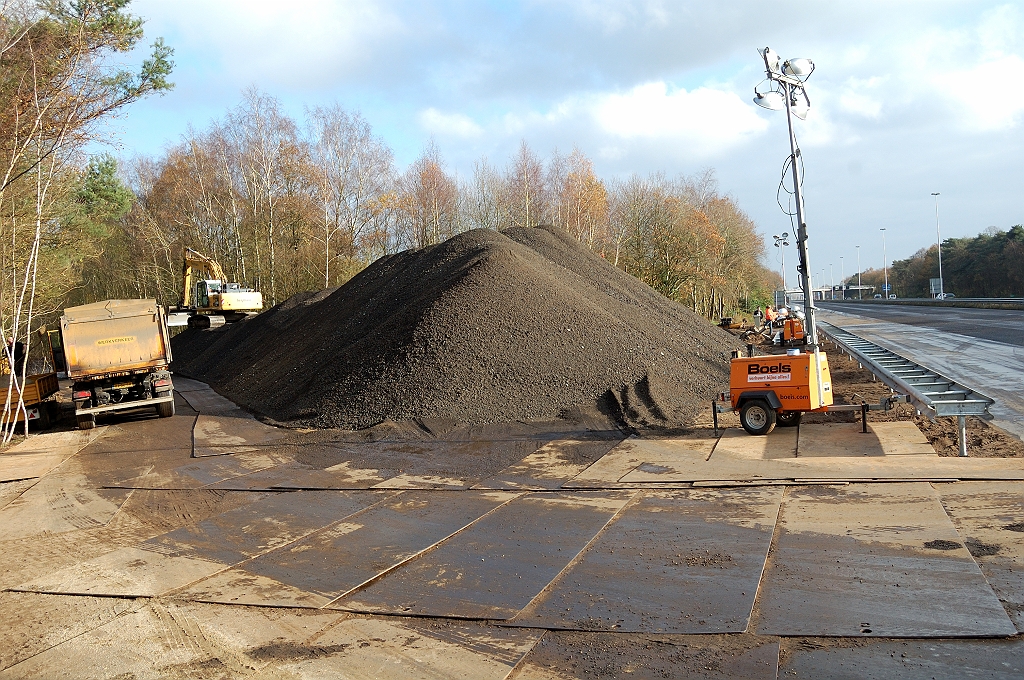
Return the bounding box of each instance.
[419,108,483,137]
[838,77,885,119]
[135,0,405,87]
[946,54,1024,131]
[591,82,768,155]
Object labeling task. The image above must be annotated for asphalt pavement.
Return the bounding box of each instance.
[817,302,1024,347]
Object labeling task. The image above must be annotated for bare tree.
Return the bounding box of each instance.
[0,0,172,440]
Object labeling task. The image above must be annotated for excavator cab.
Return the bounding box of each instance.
[195,280,221,309]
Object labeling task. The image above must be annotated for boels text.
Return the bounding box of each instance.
[746,362,792,383]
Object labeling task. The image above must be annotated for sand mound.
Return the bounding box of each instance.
[171,226,739,429]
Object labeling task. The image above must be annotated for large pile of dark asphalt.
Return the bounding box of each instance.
[172,226,740,430]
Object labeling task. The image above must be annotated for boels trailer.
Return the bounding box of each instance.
[60,299,175,429]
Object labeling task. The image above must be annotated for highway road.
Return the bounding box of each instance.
[818,302,1023,347]
[819,305,1024,440]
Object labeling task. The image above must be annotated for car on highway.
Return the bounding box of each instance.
[888,294,897,299]
[873,293,882,299]
[936,293,956,299]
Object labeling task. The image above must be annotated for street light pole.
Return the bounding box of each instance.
[840,257,844,299]
[932,192,943,298]
[880,228,888,298]
[856,245,861,299]
[830,263,834,300]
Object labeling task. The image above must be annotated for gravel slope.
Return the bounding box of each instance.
[172,226,739,429]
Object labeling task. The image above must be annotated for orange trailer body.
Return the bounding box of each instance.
[783,318,805,344]
[729,352,833,413]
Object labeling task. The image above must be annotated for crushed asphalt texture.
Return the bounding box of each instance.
[172,226,740,430]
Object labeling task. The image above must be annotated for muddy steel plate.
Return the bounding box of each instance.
[935,481,1024,632]
[473,440,619,490]
[510,487,783,633]
[337,491,632,619]
[141,491,382,565]
[209,490,520,604]
[756,483,1016,637]
[514,631,780,680]
[779,637,1024,679]
[108,450,296,489]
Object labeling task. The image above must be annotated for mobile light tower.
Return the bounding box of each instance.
[880,228,888,297]
[932,192,944,298]
[753,48,817,344]
[729,45,831,421]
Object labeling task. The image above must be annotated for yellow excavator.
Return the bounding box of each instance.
[175,248,263,329]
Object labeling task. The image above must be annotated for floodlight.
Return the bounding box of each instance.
[754,90,785,110]
[761,47,781,74]
[782,232,789,238]
[783,58,814,77]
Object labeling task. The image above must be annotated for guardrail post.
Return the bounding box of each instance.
[958,415,968,457]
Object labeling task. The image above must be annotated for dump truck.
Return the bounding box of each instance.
[0,372,59,429]
[59,299,175,429]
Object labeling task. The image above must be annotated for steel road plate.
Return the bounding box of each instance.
[192,414,289,458]
[510,487,782,633]
[336,491,633,619]
[183,490,519,607]
[779,637,1024,679]
[756,482,1016,636]
[474,440,621,490]
[935,481,1024,632]
[141,490,382,565]
[513,631,780,680]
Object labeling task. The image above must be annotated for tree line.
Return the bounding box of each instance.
[846,226,1024,298]
[79,89,775,320]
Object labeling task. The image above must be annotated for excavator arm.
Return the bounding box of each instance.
[182,248,227,307]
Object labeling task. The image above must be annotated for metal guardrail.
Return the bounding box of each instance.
[817,321,995,456]
[819,298,1024,309]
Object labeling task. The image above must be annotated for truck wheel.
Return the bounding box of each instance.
[777,411,802,427]
[156,400,175,418]
[740,399,776,436]
[76,413,96,430]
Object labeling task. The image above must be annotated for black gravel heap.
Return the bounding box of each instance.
[171,226,739,429]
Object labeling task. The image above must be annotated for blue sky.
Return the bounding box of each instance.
[109,0,1024,287]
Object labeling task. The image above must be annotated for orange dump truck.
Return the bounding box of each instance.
[60,299,175,429]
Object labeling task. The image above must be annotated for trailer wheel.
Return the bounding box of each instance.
[156,400,175,418]
[777,411,802,427]
[740,399,776,436]
[76,413,96,430]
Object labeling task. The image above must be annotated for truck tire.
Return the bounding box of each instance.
[76,413,96,430]
[740,399,776,436]
[777,411,802,427]
[156,400,175,418]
